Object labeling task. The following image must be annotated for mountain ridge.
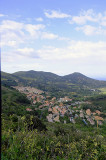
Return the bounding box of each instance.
[1,70,106,81]
[1,70,106,97]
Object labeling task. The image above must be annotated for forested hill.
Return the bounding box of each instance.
[62,72,106,87]
[1,70,106,96]
[13,70,61,80]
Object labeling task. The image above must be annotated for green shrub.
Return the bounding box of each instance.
[24,115,47,131]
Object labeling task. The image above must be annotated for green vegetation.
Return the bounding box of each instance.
[99,87,106,94]
[2,117,106,160]
[1,71,18,86]
[1,71,106,160]
[2,86,31,116]
[1,70,106,98]
[88,94,106,113]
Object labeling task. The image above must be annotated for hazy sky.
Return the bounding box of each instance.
[1,0,106,79]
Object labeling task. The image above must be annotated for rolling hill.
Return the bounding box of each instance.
[62,72,106,88]
[1,70,106,97]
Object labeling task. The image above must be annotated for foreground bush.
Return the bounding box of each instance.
[2,122,106,160]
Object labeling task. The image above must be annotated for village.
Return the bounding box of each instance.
[13,86,104,126]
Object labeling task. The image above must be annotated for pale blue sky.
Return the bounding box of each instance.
[1,0,106,79]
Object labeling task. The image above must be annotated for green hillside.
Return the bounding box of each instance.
[13,70,61,81]
[1,70,106,98]
[13,70,106,88]
[2,85,31,116]
[89,94,106,113]
[63,72,106,88]
[1,71,19,86]
[1,74,106,160]
[1,85,106,160]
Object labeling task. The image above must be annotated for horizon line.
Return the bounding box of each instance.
[1,70,106,81]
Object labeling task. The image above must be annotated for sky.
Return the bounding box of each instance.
[0,0,106,80]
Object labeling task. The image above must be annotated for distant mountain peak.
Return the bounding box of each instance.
[72,72,84,75]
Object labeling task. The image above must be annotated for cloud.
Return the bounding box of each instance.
[68,9,106,36]
[12,63,41,71]
[76,25,106,36]
[0,13,6,17]
[36,17,43,22]
[17,47,33,52]
[2,40,106,77]
[44,10,71,18]
[17,47,40,58]
[41,32,58,39]
[1,10,106,77]
[0,20,25,47]
[17,47,34,54]
[37,41,106,61]
[76,25,97,35]
[100,15,106,26]
[2,61,41,73]
[25,24,45,37]
[0,19,62,47]
[1,30,25,47]
[0,20,24,31]
[101,21,106,26]
[0,20,46,47]
[69,9,102,25]
[2,47,39,64]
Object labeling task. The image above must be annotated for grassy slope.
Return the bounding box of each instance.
[99,87,106,94]
[2,85,31,116]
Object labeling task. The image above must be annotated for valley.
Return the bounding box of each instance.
[11,85,106,126]
[1,70,106,160]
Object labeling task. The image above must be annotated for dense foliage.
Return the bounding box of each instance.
[83,94,106,113]
[2,118,106,160]
[1,85,106,160]
[2,86,31,116]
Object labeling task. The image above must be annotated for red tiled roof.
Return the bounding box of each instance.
[26,108,32,111]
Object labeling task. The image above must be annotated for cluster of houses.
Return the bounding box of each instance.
[85,109,104,125]
[13,86,104,126]
[13,86,43,94]
[13,86,45,104]
[47,105,104,126]
[47,105,68,122]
